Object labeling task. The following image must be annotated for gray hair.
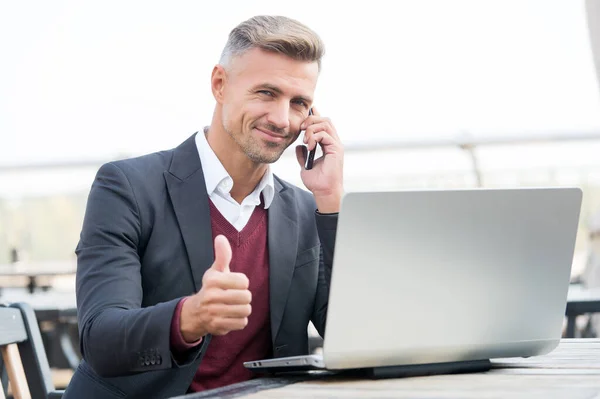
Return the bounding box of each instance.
[219,15,325,71]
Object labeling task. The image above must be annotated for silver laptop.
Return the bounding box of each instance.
[244,187,582,374]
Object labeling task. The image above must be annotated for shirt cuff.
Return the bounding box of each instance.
[170,297,202,353]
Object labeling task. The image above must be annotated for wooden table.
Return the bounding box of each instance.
[566,285,600,337]
[172,339,600,398]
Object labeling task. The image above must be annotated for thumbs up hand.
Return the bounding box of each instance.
[180,235,252,342]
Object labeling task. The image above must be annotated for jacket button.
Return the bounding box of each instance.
[150,355,156,365]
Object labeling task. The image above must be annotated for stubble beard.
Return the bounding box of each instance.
[223,118,289,164]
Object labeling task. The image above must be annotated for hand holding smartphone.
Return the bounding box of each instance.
[305,108,316,170]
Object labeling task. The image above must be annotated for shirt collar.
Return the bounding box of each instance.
[195,128,275,209]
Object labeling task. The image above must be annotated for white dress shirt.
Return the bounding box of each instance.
[195,129,275,231]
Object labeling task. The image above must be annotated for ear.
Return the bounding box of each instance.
[211,65,227,104]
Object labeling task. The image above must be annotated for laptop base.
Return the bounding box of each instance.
[354,359,492,379]
[247,357,492,379]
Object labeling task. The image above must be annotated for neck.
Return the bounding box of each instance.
[205,118,268,204]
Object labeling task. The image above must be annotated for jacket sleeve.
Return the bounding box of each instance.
[75,162,204,377]
[310,211,338,336]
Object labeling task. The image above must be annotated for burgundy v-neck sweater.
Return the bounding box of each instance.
[170,199,272,392]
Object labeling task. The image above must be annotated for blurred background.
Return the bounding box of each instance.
[2,0,600,390]
[2,0,600,266]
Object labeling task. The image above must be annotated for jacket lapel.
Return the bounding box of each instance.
[164,134,300,338]
[164,133,214,292]
[268,178,299,343]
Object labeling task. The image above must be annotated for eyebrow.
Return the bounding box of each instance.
[254,83,313,104]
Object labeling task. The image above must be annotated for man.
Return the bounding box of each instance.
[63,15,344,398]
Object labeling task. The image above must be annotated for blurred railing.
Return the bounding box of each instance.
[2,131,600,264]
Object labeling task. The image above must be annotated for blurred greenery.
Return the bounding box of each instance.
[0,194,86,263]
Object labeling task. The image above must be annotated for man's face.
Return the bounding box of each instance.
[216,48,319,164]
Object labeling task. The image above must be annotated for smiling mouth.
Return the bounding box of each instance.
[254,128,288,143]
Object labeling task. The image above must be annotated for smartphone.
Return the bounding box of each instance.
[305,108,316,170]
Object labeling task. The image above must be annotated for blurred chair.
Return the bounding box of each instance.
[0,302,64,399]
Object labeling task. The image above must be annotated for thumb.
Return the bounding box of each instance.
[295,145,307,168]
[212,235,231,272]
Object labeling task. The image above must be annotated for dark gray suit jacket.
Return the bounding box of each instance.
[62,134,338,399]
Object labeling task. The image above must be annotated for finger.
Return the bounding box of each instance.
[299,111,324,130]
[304,120,339,144]
[295,145,308,168]
[204,288,252,305]
[211,317,249,335]
[204,271,249,290]
[303,121,331,145]
[303,108,340,142]
[219,288,252,304]
[210,303,252,318]
[310,118,340,142]
[307,131,339,152]
[211,235,231,272]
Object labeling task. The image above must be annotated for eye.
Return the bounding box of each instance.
[258,90,274,97]
[292,99,308,108]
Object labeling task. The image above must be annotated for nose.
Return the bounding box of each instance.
[266,101,290,131]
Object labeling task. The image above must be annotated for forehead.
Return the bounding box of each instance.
[228,48,319,95]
